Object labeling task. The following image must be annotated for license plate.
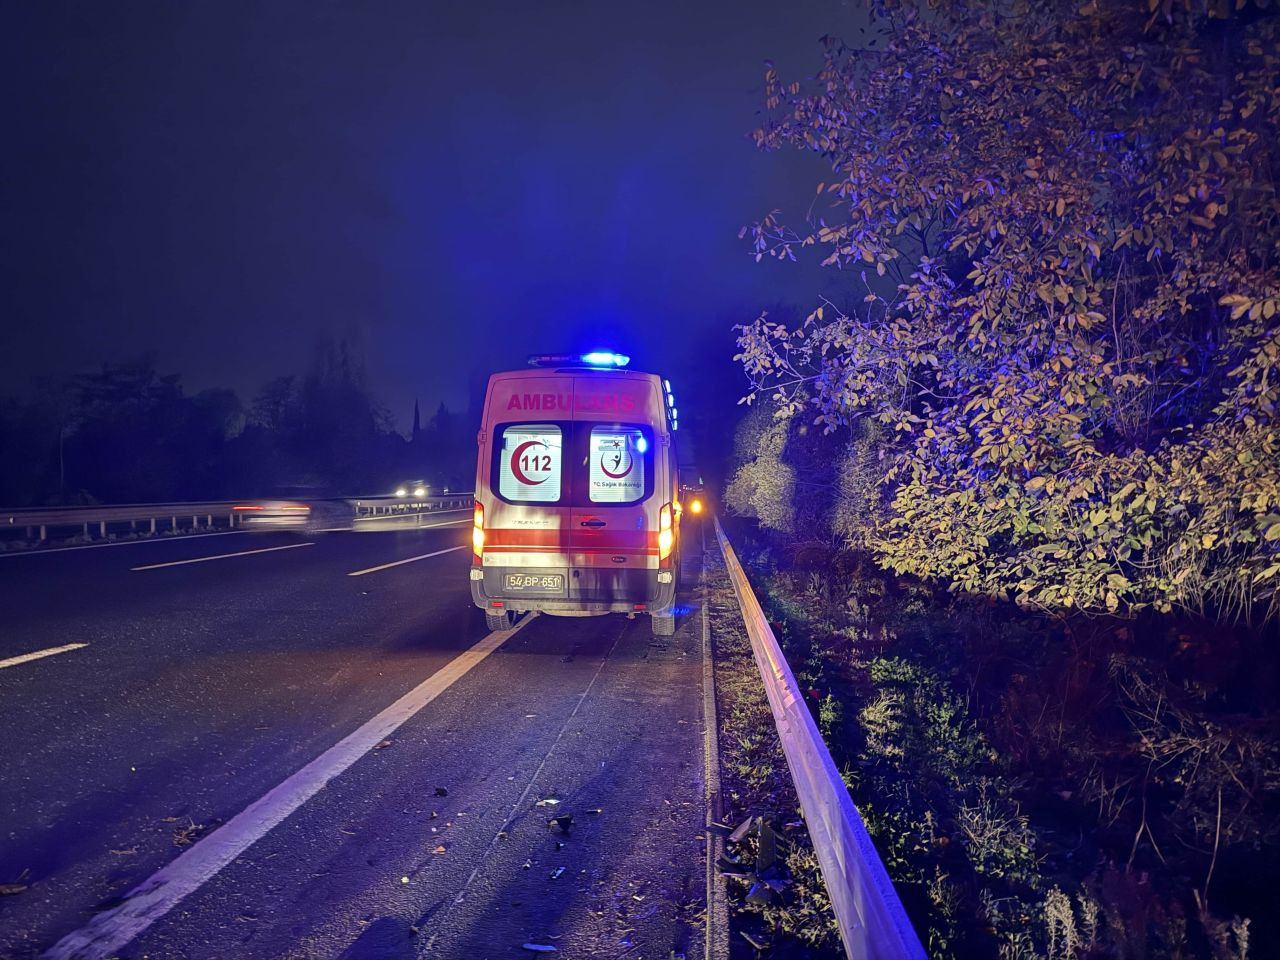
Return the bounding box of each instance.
[503,573,565,594]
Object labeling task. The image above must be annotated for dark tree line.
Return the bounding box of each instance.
[0,343,475,506]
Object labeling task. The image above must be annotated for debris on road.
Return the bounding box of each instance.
[546,813,573,833]
[756,820,778,874]
[433,844,447,854]
[521,944,557,953]
[0,883,28,896]
[535,797,560,807]
[741,930,768,951]
[549,866,565,879]
[375,739,393,750]
[434,786,449,797]
[172,818,206,847]
[400,876,410,885]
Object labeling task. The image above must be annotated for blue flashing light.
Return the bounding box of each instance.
[580,351,630,368]
[635,435,648,453]
[664,379,672,393]
[672,418,679,431]
[670,407,678,420]
[666,392,675,407]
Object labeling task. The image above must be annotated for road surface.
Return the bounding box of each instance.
[0,518,711,959]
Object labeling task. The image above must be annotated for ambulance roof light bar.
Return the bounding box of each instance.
[528,352,631,369]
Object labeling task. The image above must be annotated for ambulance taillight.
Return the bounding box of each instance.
[472,502,485,560]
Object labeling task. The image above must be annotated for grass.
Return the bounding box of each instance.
[718,518,1276,960]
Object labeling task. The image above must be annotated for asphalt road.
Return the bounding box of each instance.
[0,518,711,959]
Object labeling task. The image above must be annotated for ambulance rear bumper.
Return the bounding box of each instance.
[469,565,677,615]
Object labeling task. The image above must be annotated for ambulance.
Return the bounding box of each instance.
[469,353,683,636]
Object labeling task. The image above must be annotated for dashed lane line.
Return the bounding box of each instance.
[0,643,89,671]
[130,542,314,571]
[42,614,536,960]
[346,543,468,577]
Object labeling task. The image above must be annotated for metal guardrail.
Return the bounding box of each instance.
[714,517,926,960]
[348,494,473,516]
[1,494,474,542]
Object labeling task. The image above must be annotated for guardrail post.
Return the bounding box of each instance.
[83,522,89,539]
[39,524,47,541]
[150,517,157,534]
[99,520,107,538]
[191,515,198,530]
[171,516,177,531]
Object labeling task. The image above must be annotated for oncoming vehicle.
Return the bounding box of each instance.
[394,480,429,498]
[470,352,683,637]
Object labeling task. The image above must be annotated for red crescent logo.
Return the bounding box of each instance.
[600,449,633,479]
[511,439,549,485]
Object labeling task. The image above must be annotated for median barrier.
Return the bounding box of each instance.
[1,494,475,544]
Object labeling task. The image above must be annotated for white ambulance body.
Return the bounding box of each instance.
[469,354,681,637]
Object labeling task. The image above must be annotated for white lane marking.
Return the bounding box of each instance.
[346,543,468,577]
[352,507,471,523]
[43,615,535,960]
[0,529,251,559]
[130,542,314,572]
[0,643,89,671]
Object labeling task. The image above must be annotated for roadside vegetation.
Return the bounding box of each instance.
[721,510,1276,959]
[725,1,1280,957]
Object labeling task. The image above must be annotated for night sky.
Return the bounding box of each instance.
[2,1,860,428]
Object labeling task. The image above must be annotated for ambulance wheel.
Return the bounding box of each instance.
[678,559,694,587]
[486,610,515,632]
[651,611,676,637]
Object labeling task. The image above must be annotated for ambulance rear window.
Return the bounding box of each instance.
[587,425,650,505]
[496,424,563,503]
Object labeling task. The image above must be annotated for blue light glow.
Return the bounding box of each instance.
[664,379,672,393]
[670,407,677,420]
[635,435,648,453]
[580,351,630,367]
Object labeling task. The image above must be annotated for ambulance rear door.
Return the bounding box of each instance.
[567,374,664,602]
[482,374,574,600]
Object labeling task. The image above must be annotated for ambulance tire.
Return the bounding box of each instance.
[678,558,694,587]
[651,612,676,637]
[485,610,515,632]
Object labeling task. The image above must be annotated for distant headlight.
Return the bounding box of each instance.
[413,486,426,497]
[395,487,408,497]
